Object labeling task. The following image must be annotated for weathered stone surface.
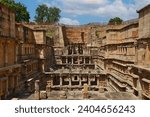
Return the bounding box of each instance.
[40,91,47,99]
[1,3,150,100]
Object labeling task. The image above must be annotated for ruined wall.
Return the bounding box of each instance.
[0,4,21,99]
[0,38,16,67]
[33,30,46,44]
[138,5,150,38]
[63,26,90,44]
[137,5,150,67]
[0,40,5,67]
[7,40,16,66]
[0,4,15,38]
[105,22,138,62]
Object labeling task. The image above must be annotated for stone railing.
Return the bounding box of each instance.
[109,67,135,87]
[106,53,135,62]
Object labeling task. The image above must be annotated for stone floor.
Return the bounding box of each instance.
[16,91,138,100]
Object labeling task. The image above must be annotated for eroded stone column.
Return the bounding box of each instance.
[34,80,40,100]
[137,77,142,99]
[145,44,150,66]
[66,57,68,64]
[99,78,105,93]
[97,76,100,87]
[82,84,88,99]
[69,77,71,87]
[83,57,85,64]
[79,76,82,86]
[6,79,8,97]
[88,75,91,86]
[0,81,2,99]
[71,57,73,64]
[89,56,92,64]
[46,80,52,92]
[60,76,62,86]
[78,56,80,64]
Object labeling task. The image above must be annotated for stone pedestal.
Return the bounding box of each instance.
[40,91,47,99]
[99,87,104,93]
[60,91,67,99]
[34,80,40,100]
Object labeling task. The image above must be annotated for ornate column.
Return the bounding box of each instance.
[66,57,68,64]
[137,77,142,99]
[97,75,99,87]
[145,44,150,66]
[46,80,52,92]
[83,56,85,64]
[82,84,88,99]
[60,76,62,86]
[78,56,80,64]
[79,76,82,86]
[88,75,90,86]
[3,42,8,66]
[71,56,73,64]
[89,56,92,64]
[34,80,40,100]
[134,42,138,65]
[69,76,71,87]
[0,80,1,99]
[6,78,8,98]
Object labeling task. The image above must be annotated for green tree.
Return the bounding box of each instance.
[35,4,48,23]
[0,0,15,7]
[15,2,30,22]
[35,4,61,23]
[47,7,61,23]
[0,0,30,22]
[108,17,123,25]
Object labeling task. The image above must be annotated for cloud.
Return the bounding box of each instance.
[61,0,108,5]
[60,0,150,20]
[94,0,136,20]
[36,0,150,22]
[59,17,80,25]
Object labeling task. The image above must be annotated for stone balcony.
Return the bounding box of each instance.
[106,54,135,62]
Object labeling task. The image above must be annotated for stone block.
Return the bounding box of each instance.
[34,91,40,100]
[46,86,51,92]
[99,88,105,93]
[40,91,47,99]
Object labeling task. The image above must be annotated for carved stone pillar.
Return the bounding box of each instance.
[134,42,138,65]
[83,56,85,64]
[34,80,40,100]
[3,42,8,66]
[145,44,150,66]
[88,75,90,86]
[66,57,68,64]
[82,84,88,99]
[97,76,99,87]
[137,77,142,99]
[0,81,2,98]
[79,77,82,86]
[46,80,52,92]
[71,57,73,64]
[89,56,92,64]
[6,78,8,97]
[60,76,62,86]
[78,56,80,64]
[69,76,71,87]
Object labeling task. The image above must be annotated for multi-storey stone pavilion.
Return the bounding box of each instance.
[0,3,150,100]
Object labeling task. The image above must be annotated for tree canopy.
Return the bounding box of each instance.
[0,0,30,22]
[108,17,123,25]
[35,4,61,23]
